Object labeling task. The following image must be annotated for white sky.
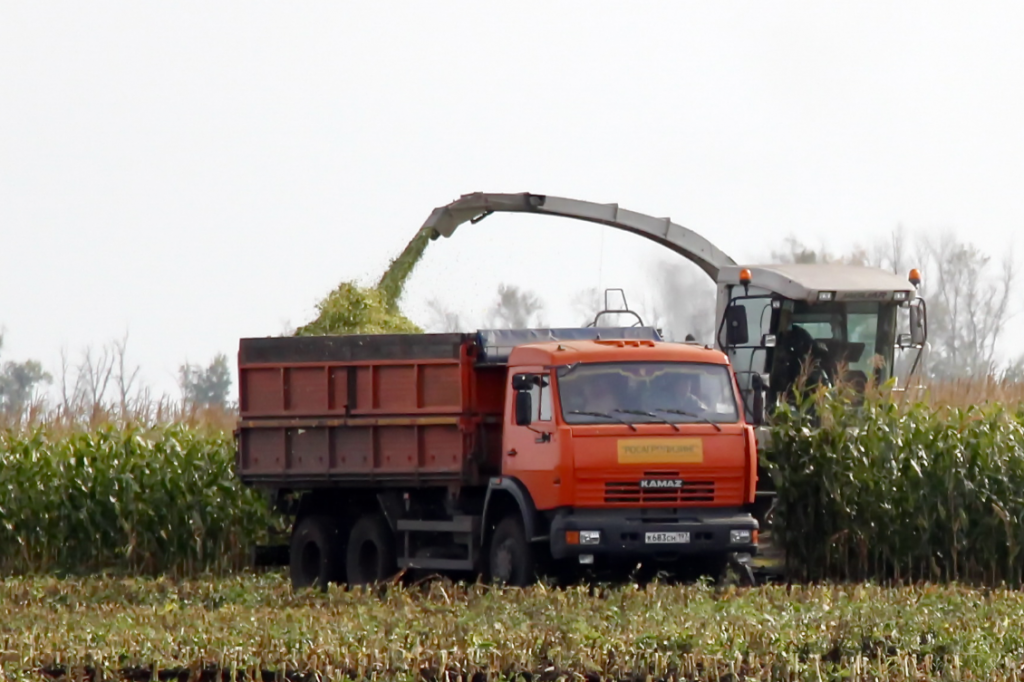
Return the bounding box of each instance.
[2,3,1023,397]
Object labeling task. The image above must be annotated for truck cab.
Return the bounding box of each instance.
[487,335,760,583]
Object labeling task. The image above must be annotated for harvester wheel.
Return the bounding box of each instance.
[345,513,398,585]
[488,515,534,587]
[289,514,346,591]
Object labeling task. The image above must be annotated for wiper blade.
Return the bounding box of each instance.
[557,362,581,378]
[651,407,723,432]
[568,410,638,431]
[614,409,680,432]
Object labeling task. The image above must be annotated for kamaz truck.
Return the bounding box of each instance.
[236,326,762,588]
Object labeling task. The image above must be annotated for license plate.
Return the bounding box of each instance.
[645,531,690,544]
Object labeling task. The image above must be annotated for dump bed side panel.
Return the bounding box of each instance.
[236,334,504,488]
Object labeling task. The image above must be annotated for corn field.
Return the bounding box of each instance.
[4,378,1024,583]
[3,576,1024,682]
[0,424,272,576]
[765,387,1024,585]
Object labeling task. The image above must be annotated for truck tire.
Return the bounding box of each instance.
[346,513,398,585]
[289,514,346,591]
[488,515,535,587]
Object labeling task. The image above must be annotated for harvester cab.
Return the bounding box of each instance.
[715,263,928,420]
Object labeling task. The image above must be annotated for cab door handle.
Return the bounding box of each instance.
[506,448,517,457]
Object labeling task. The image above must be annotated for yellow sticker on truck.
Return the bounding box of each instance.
[617,437,703,464]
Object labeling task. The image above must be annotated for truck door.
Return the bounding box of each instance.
[503,370,563,511]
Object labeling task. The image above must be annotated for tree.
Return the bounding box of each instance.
[487,284,546,329]
[424,297,464,332]
[648,261,716,343]
[179,353,232,409]
[570,287,604,326]
[916,232,1015,379]
[0,332,52,415]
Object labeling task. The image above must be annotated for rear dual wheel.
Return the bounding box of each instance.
[289,514,346,591]
[345,513,398,586]
[289,512,400,590]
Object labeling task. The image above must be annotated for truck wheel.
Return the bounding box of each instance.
[289,514,346,591]
[488,515,534,587]
[346,513,398,585]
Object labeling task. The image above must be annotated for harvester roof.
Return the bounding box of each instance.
[718,263,917,302]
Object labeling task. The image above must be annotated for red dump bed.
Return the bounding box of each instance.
[236,334,505,488]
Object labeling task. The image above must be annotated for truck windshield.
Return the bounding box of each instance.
[557,362,739,425]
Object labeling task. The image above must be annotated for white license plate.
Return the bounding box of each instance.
[645,531,691,544]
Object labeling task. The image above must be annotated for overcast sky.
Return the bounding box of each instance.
[2,3,1023,398]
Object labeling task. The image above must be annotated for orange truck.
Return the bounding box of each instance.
[236,326,761,588]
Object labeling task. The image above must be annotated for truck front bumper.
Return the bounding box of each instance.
[548,507,758,560]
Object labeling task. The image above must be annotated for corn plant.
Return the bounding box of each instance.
[0,423,273,576]
[766,385,1024,584]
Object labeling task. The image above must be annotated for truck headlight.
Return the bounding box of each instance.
[580,530,601,545]
[730,529,752,544]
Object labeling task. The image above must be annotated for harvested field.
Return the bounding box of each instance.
[2,575,1024,681]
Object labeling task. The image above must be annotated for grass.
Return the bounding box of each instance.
[3,575,1024,681]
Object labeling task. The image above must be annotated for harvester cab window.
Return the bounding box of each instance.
[720,293,776,422]
[770,300,896,399]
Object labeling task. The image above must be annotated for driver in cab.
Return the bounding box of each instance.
[586,372,628,414]
[648,372,709,415]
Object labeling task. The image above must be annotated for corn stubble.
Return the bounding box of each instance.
[2,576,1024,682]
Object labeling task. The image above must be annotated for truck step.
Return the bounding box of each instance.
[397,516,480,534]
[398,557,475,571]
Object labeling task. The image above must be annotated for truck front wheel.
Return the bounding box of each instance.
[488,515,534,587]
[345,513,398,585]
[289,514,346,591]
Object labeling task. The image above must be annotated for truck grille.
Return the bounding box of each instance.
[604,480,715,504]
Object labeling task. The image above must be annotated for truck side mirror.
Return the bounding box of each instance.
[514,390,533,426]
[724,304,749,346]
[909,300,927,346]
[749,372,765,426]
[511,374,534,391]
